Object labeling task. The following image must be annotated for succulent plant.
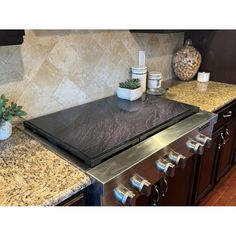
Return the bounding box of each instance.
[119,79,140,90]
[0,94,27,127]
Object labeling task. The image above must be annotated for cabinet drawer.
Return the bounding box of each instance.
[214,100,236,131]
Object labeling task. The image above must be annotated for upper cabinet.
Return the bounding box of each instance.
[0,30,25,46]
[184,30,236,84]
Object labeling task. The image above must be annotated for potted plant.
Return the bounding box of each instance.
[116,79,142,101]
[0,94,27,140]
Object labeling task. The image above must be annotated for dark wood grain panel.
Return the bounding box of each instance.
[193,128,223,204]
[158,155,197,206]
[199,165,236,206]
[216,118,236,181]
[0,30,24,46]
[184,30,236,84]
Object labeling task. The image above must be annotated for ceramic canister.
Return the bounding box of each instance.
[131,66,147,92]
[197,72,210,82]
[148,71,162,89]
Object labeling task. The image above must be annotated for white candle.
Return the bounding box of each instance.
[139,51,146,67]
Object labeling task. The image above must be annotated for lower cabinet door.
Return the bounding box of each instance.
[158,155,197,206]
[233,149,236,165]
[216,119,236,181]
[193,128,222,205]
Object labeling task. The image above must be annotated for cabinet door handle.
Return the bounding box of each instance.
[223,111,232,118]
[218,132,226,149]
[152,184,160,206]
[225,128,230,144]
[161,177,168,197]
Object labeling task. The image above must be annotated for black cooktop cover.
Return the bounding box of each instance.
[24,95,199,167]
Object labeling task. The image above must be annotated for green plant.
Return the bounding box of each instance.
[119,79,140,90]
[0,94,27,127]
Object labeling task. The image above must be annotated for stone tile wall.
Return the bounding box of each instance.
[0,30,184,118]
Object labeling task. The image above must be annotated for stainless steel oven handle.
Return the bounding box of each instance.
[223,110,232,118]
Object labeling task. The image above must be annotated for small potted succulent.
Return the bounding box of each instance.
[116,79,142,101]
[0,94,27,140]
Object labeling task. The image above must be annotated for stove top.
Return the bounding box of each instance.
[24,95,199,167]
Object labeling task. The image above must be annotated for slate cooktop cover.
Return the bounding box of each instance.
[24,95,199,167]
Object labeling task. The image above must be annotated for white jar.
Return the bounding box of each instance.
[131,66,147,92]
[197,72,210,83]
[148,72,162,89]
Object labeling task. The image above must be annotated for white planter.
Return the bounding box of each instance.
[0,121,12,141]
[116,87,142,101]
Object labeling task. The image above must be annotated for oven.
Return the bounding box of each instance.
[86,111,217,206]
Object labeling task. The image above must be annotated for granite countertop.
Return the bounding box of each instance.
[165,80,236,112]
[0,128,91,206]
[1,80,235,206]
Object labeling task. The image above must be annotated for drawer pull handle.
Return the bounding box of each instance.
[223,111,232,118]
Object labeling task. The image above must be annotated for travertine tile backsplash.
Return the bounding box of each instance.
[0,30,184,118]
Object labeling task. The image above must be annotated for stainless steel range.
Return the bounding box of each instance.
[24,95,217,206]
[87,111,217,205]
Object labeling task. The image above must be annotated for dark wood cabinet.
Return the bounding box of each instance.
[0,30,25,46]
[193,128,223,204]
[193,100,236,205]
[233,148,236,165]
[158,155,197,206]
[215,118,236,181]
[184,30,236,84]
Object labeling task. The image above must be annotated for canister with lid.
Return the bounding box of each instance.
[131,66,147,92]
[148,72,162,89]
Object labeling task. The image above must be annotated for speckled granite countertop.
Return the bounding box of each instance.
[1,80,235,206]
[0,128,91,206]
[165,81,236,112]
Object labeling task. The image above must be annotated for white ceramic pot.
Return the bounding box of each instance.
[131,66,147,93]
[116,87,142,101]
[0,121,12,141]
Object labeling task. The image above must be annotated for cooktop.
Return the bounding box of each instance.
[24,95,199,167]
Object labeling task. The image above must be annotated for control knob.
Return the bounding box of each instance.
[156,158,176,177]
[186,139,204,155]
[195,133,212,148]
[113,185,136,205]
[130,174,151,195]
[167,151,187,168]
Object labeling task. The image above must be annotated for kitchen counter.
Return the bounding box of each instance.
[0,128,91,206]
[1,80,235,206]
[164,80,236,112]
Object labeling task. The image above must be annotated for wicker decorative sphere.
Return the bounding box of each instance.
[173,39,202,81]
